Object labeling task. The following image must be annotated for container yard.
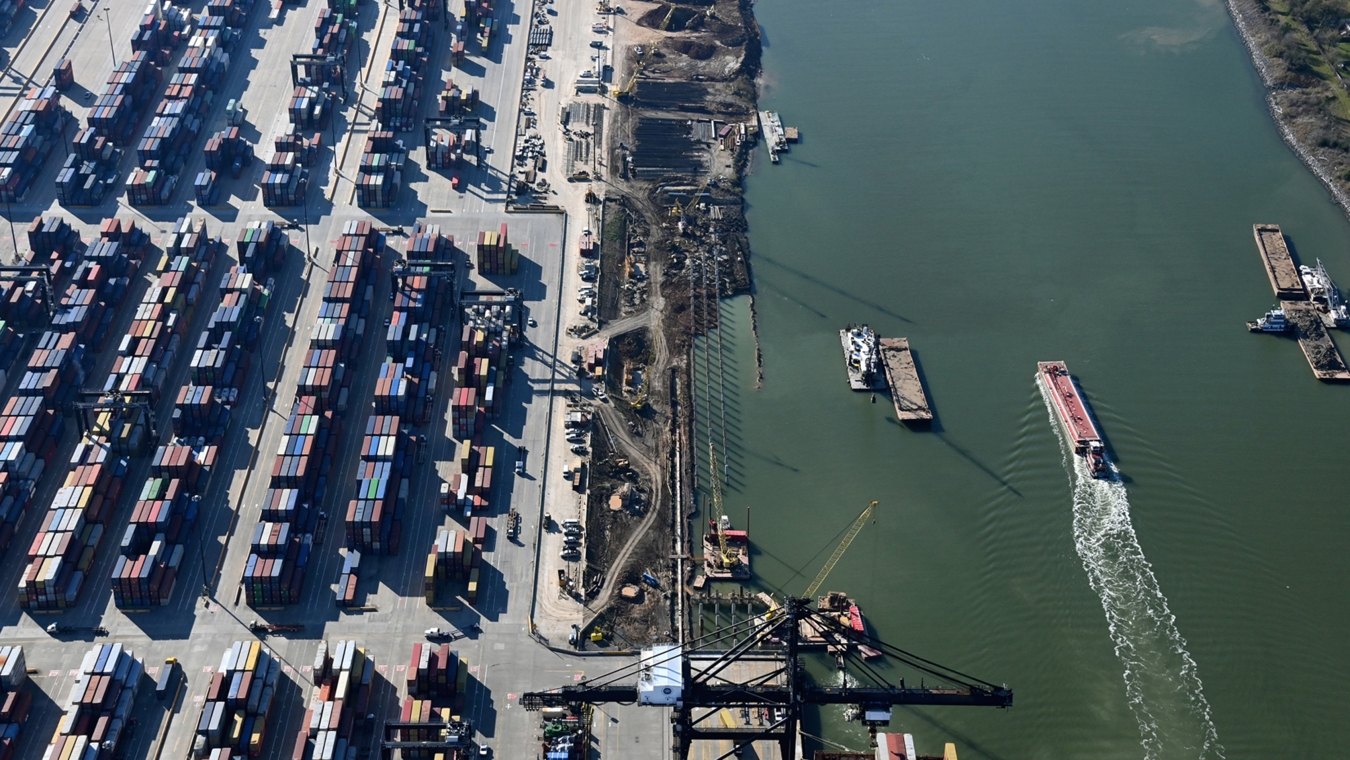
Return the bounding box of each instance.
[0,647,28,760]
[0,0,663,759]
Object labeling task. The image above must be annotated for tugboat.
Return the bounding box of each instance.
[839,324,884,391]
[1246,306,1292,333]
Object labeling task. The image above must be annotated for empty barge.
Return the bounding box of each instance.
[1037,361,1109,478]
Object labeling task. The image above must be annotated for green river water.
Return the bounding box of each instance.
[690,0,1350,757]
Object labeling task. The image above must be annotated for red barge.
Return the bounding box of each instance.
[1037,361,1109,478]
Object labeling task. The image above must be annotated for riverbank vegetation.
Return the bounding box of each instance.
[1243,0,1350,183]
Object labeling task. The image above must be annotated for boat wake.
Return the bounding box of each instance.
[1041,394,1225,760]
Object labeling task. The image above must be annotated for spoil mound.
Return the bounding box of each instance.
[638,4,704,31]
[670,39,716,60]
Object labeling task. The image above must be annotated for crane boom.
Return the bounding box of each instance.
[803,500,877,599]
[706,442,735,569]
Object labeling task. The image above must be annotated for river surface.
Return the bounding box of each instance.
[690,0,1350,757]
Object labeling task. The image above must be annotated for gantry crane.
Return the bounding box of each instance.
[521,595,1013,760]
[803,500,877,600]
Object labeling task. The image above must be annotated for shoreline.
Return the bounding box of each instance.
[1223,0,1350,220]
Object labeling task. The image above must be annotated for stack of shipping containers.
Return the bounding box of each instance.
[424,521,484,605]
[0,86,69,203]
[355,130,404,209]
[344,415,406,555]
[104,217,241,609]
[333,548,360,607]
[15,219,152,610]
[0,647,28,760]
[244,222,379,607]
[290,640,374,760]
[473,224,516,274]
[118,220,284,609]
[194,641,279,758]
[268,5,356,207]
[395,641,470,759]
[49,644,144,760]
[358,2,440,208]
[130,0,252,206]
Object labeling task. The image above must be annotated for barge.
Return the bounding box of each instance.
[703,515,750,580]
[1253,224,1307,301]
[840,325,884,391]
[800,591,883,665]
[759,110,788,163]
[1036,361,1109,478]
[878,337,933,425]
[1248,224,1350,381]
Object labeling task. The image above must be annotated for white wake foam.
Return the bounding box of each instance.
[1040,387,1225,759]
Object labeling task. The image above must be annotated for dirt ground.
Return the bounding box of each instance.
[579,0,763,641]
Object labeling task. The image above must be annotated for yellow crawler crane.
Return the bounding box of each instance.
[705,442,740,571]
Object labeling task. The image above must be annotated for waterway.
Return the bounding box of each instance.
[691,0,1350,756]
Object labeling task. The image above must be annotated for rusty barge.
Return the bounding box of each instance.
[1037,361,1109,478]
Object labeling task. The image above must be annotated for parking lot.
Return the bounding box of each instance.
[0,0,666,759]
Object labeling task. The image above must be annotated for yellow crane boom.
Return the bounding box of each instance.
[707,442,737,569]
[803,500,877,599]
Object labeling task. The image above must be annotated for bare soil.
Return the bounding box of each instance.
[581,0,762,639]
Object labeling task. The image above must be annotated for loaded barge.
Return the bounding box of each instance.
[1249,224,1350,382]
[1037,361,1109,478]
[799,591,883,665]
[878,337,933,425]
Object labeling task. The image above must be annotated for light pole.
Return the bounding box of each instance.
[103,8,118,68]
[4,194,17,265]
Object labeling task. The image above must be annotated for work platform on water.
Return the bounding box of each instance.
[759,110,794,163]
[878,337,933,425]
[1250,224,1350,382]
